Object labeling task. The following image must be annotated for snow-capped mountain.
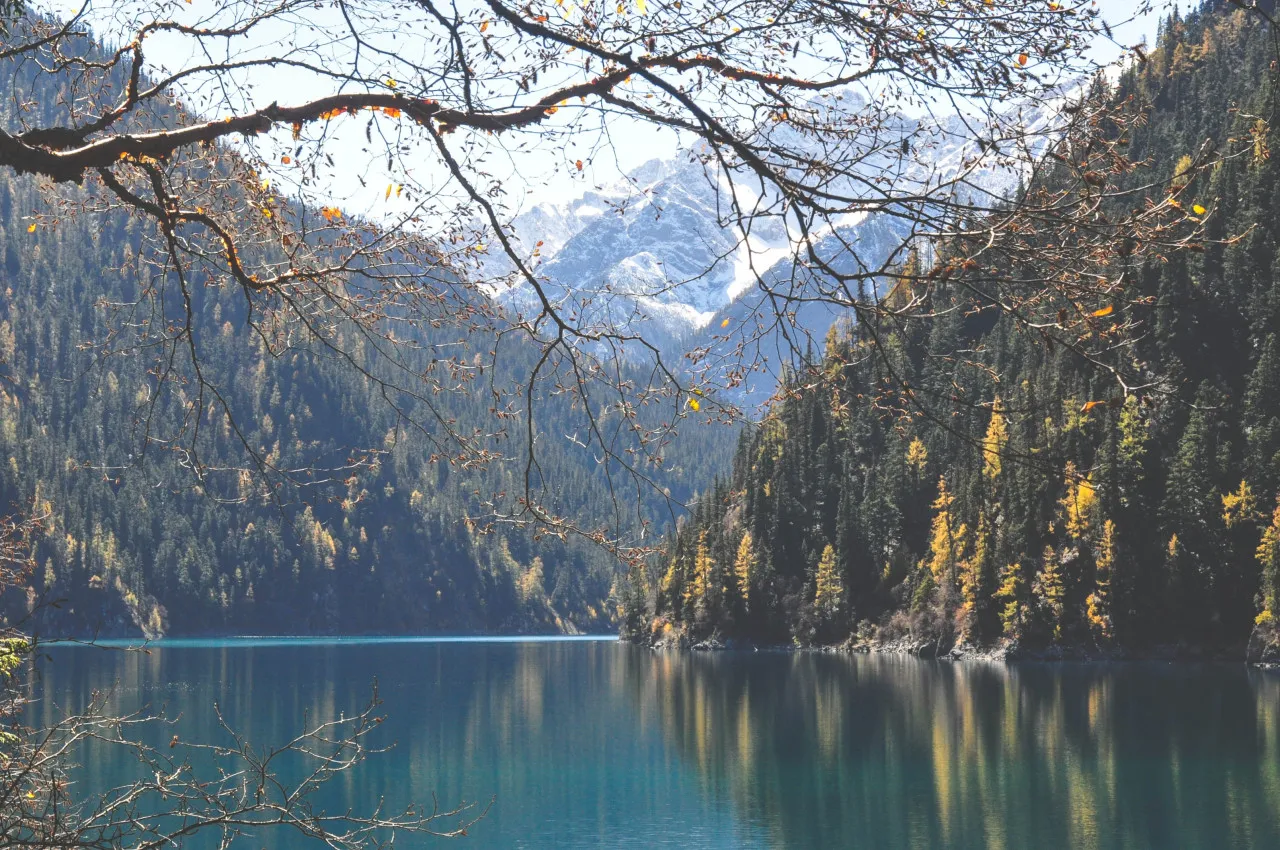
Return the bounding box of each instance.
[490,93,1068,399]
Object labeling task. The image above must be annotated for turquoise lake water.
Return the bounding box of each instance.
[29,638,1280,848]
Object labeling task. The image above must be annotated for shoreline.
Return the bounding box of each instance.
[631,632,1280,668]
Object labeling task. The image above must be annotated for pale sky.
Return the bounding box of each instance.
[38,0,1176,218]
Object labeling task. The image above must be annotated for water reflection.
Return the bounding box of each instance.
[30,641,1280,849]
[628,652,1280,850]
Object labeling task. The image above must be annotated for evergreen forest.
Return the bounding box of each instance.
[0,30,731,637]
[623,2,1280,659]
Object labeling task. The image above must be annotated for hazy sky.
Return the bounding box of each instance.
[38,0,1177,216]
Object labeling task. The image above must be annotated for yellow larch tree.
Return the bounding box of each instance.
[1257,498,1280,630]
[733,532,756,612]
[1060,462,1097,542]
[814,544,843,615]
[686,530,713,612]
[923,478,968,590]
[1037,546,1066,641]
[1086,519,1116,641]
[996,561,1029,641]
[982,398,1010,482]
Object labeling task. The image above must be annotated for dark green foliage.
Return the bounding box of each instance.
[0,29,733,637]
[628,2,1280,653]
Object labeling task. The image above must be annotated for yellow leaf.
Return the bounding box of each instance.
[385,184,393,201]
[386,78,397,89]
[688,398,701,411]
[26,222,36,233]
[1192,204,1207,216]
[636,0,647,13]
[720,318,731,328]
[396,184,403,197]
[1091,305,1114,318]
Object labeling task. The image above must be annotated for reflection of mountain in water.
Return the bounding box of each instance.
[33,642,1280,850]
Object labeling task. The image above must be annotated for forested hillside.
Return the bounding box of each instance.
[0,28,732,637]
[624,2,1280,659]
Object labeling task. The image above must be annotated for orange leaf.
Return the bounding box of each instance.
[720,318,731,328]
[575,159,584,171]
[1017,53,1029,66]
[1091,305,1114,318]
[281,155,291,164]
[1080,401,1106,414]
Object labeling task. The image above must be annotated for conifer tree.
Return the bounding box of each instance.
[1257,499,1280,634]
[687,531,714,623]
[996,560,1031,641]
[982,399,1010,482]
[923,478,967,591]
[814,544,844,617]
[734,532,756,613]
[1037,546,1066,642]
[1086,520,1116,641]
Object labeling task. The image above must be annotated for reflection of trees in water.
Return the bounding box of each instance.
[626,653,1280,850]
[30,646,1280,849]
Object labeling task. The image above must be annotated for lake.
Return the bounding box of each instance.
[27,638,1280,849]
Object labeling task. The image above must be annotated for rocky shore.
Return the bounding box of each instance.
[635,629,1277,666]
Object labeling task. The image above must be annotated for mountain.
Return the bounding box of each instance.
[622,1,1280,660]
[0,23,736,638]
[493,94,1066,402]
